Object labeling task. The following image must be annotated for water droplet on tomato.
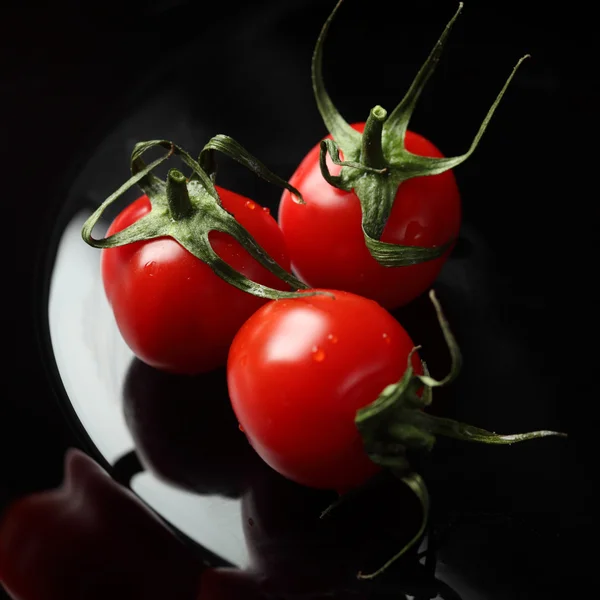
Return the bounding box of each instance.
[144,261,157,276]
[239,424,245,432]
[262,206,270,214]
[327,333,338,344]
[240,355,248,367]
[311,345,326,362]
[382,333,391,344]
[245,200,256,210]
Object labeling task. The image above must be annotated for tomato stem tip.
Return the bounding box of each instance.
[82,138,314,300]
[361,106,388,170]
[311,0,530,268]
[166,168,193,220]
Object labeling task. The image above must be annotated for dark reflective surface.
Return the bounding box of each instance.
[123,360,261,498]
[10,0,593,598]
[241,461,435,598]
[47,221,578,598]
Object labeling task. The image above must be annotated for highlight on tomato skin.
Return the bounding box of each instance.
[279,126,461,311]
[226,288,423,493]
[101,185,292,375]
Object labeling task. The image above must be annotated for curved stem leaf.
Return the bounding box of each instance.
[411,411,567,445]
[131,139,218,201]
[356,172,398,240]
[357,472,429,580]
[388,55,531,174]
[129,140,171,199]
[194,234,323,300]
[84,213,164,249]
[417,289,462,388]
[312,0,361,155]
[200,134,306,204]
[82,150,172,247]
[319,140,347,189]
[385,2,464,144]
[364,233,453,267]
[215,218,309,290]
[322,139,387,175]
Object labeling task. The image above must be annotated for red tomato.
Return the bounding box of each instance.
[227,290,422,493]
[278,125,461,310]
[102,185,291,374]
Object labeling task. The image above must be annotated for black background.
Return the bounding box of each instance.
[2,0,596,597]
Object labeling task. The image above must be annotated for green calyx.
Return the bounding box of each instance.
[355,289,566,460]
[82,137,314,300]
[353,289,566,579]
[314,0,530,267]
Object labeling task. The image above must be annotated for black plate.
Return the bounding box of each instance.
[6,0,595,598]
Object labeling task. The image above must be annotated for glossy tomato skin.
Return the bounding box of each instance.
[101,186,291,374]
[227,290,422,493]
[278,125,461,310]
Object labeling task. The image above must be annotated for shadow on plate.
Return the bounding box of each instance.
[120,358,261,498]
[241,460,462,599]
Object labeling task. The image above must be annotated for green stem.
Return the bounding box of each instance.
[311,0,361,155]
[352,290,567,582]
[82,137,324,301]
[199,135,306,204]
[356,290,567,458]
[385,2,464,143]
[361,105,388,170]
[310,2,530,269]
[166,169,192,220]
[357,472,429,580]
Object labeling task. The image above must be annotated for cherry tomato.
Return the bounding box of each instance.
[101,185,291,374]
[227,290,422,493]
[278,125,461,310]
